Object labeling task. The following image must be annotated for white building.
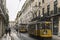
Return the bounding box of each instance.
[16,0,60,36]
[9,21,15,27]
[0,0,9,37]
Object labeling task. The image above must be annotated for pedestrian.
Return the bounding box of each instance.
[8,28,11,36]
[5,28,8,35]
[16,29,18,33]
[16,28,18,33]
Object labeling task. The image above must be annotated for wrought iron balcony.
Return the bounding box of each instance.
[48,10,60,17]
[31,15,40,21]
[43,13,49,17]
[49,11,54,16]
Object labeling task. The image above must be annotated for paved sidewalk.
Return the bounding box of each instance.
[1,31,21,40]
[11,31,20,40]
[53,35,60,40]
[2,34,11,40]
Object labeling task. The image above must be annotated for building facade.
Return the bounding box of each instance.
[18,0,40,24]
[9,21,15,27]
[0,0,9,37]
[16,0,60,36]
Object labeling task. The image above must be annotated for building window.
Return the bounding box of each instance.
[54,0,57,2]
[54,2,57,14]
[42,0,44,3]
[50,11,53,15]
[39,2,40,6]
[35,12,37,18]
[39,10,40,17]
[54,0,58,14]
[47,5,50,15]
[35,2,37,7]
[31,0,34,2]
[42,8,44,16]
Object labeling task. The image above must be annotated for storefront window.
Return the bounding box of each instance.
[53,17,59,35]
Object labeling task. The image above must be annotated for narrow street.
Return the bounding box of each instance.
[1,29,60,40]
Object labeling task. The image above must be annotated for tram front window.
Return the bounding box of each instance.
[40,22,52,29]
[45,23,51,29]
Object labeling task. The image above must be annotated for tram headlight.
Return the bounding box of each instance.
[43,31,47,34]
[43,32,47,34]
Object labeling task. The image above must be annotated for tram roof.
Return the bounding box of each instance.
[28,21,52,24]
[19,23,28,25]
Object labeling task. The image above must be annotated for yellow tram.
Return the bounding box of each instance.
[28,21,52,39]
[19,24,27,33]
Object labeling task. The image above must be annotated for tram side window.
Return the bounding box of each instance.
[28,25,32,30]
[40,23,45,29]
[42,23,45,29]
[32,24,35,29]
[37,23,41,29]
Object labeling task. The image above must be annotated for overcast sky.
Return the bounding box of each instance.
[6,0,26,21]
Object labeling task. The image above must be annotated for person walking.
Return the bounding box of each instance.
[16,28,18,33]
[5,28,8,35]
[5,27,11,36]
[8,28,11,36]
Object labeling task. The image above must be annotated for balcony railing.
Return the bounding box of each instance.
[44,13,49,17]
[49,11,54,16]
[48,10,60,17]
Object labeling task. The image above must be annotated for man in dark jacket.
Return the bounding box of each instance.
[5,28,8,35]
[5,27,11,36]
[16,27,18,33]
[8,28,11,36]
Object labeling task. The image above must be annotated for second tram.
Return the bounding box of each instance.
[19,24,27,33]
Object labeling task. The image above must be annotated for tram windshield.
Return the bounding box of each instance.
[40,22,52,29]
